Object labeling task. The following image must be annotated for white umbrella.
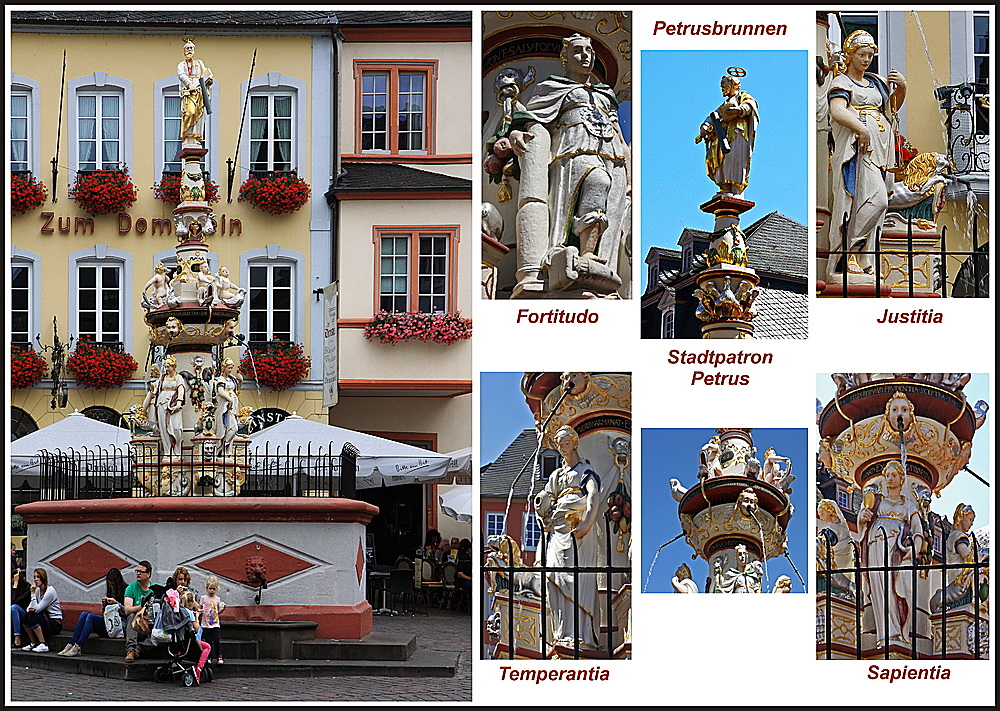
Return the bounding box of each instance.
[439,485,473,524]
[248,414,450,488]
[10,411,131,481]
[445,446,472,483]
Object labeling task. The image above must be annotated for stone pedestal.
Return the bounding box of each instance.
[16,497,379,640]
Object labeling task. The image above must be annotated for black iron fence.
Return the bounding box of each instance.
[486,512,631,660]
[818,530,988,660]
[33,441,357,500]
[826,215,987,298]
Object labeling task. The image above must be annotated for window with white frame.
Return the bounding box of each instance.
[522,512,543,552]
[973,11,989,136]
[11,263,33,344]
[539,451,559,480]
[11,92,31,172]
[486,512,506,539]
[248,263,293,343]
[661,307,675,339]
[77,263,122,344]
[357,63,435,154]
[77,92,122,171]
[376,227,458,313]
[162,93,184,173]
[249,93,293,173]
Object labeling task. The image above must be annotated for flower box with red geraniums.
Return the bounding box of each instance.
[66,339,139,389]
[238,172,311,215]
[11,173,48,215]
[12,347,49,389]
[363,311,473,346]
[153,173,221,205]
[239,341,311,391]
[69,168,139,216]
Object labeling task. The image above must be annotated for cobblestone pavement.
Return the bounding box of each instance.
[8,609,472,703]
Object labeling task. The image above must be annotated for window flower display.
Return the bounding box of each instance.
[11,173,48,215]
[66,339,138,389]
[68,168,138,216]
[237,172,311,215]
[12,346,49,389]
[363,311,473,346]
[239,341,311,391]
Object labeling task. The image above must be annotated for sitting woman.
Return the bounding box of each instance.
[166,566,201,612]
[10,569,32,648]
[19,568,63,653]
[57,568,127,657]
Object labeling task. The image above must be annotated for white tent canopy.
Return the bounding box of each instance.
[10,411,132,480]
[444,446,472,482]
[248,414,450,488]
[439,485,473,524]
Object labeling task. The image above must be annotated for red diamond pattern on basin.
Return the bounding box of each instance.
[355,538,365,585]
[195,541,315,585]
[51,541,131,585]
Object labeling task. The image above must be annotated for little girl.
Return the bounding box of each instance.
[199,575,226,665]
[181,590,212,684]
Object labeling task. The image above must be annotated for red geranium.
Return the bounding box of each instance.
[69,168,138,216]
[12,347,49,389]
[363,311,472,346]
[66,339,138,389]
[11,173,48,215]
[238,172,311,215]
[239,341,311,391]
[152,173,221,204]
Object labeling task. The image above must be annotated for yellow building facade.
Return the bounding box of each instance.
[10,11,472,549]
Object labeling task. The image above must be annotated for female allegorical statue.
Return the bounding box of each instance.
[214,358,242,453]
[153,356,187,457]
[177,39,214,143]
[538,425,602,650]
[827,30,906,280]
[932,503,978,611]
[509,34,631,262]
[856,460,929,648]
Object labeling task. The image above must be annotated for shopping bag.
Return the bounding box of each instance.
[104,603,124,638]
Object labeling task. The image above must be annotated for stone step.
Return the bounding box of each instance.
[11,648,457,679]
[293,633,417,661]
[44,633,259,659]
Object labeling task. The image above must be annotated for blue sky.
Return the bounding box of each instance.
[640,427,809,594]
[480,372,537,465]
[639,50,808,292]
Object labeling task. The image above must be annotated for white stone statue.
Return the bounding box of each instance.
[177,39,214,143]
[196,262,217,306]
[932,504,978,612]
[669,478,688,502]
[761,447,792,488]
[214,358,243,453]
[215,266,246,307]
[698,435,723,479]
[696,71,759,197]
[816,498,857,595]
[826,30,906,281]
[538,425,601,649]
[771,575,792,593]
[856,461,929,648]
[713,544,762,593]
[153,355,186,457]
[508,33,630,296]
[671,564,699,593]
[141,263,170,311]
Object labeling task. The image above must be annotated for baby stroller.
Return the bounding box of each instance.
[151,591,213,687]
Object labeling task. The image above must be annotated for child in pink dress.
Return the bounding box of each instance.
[199,575,226,665]
[181,590,212,684]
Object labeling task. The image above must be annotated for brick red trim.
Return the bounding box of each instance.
[16,498,379,525]
[338,379,472,395]
[341,154,472,164]
[340,26,471,43]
